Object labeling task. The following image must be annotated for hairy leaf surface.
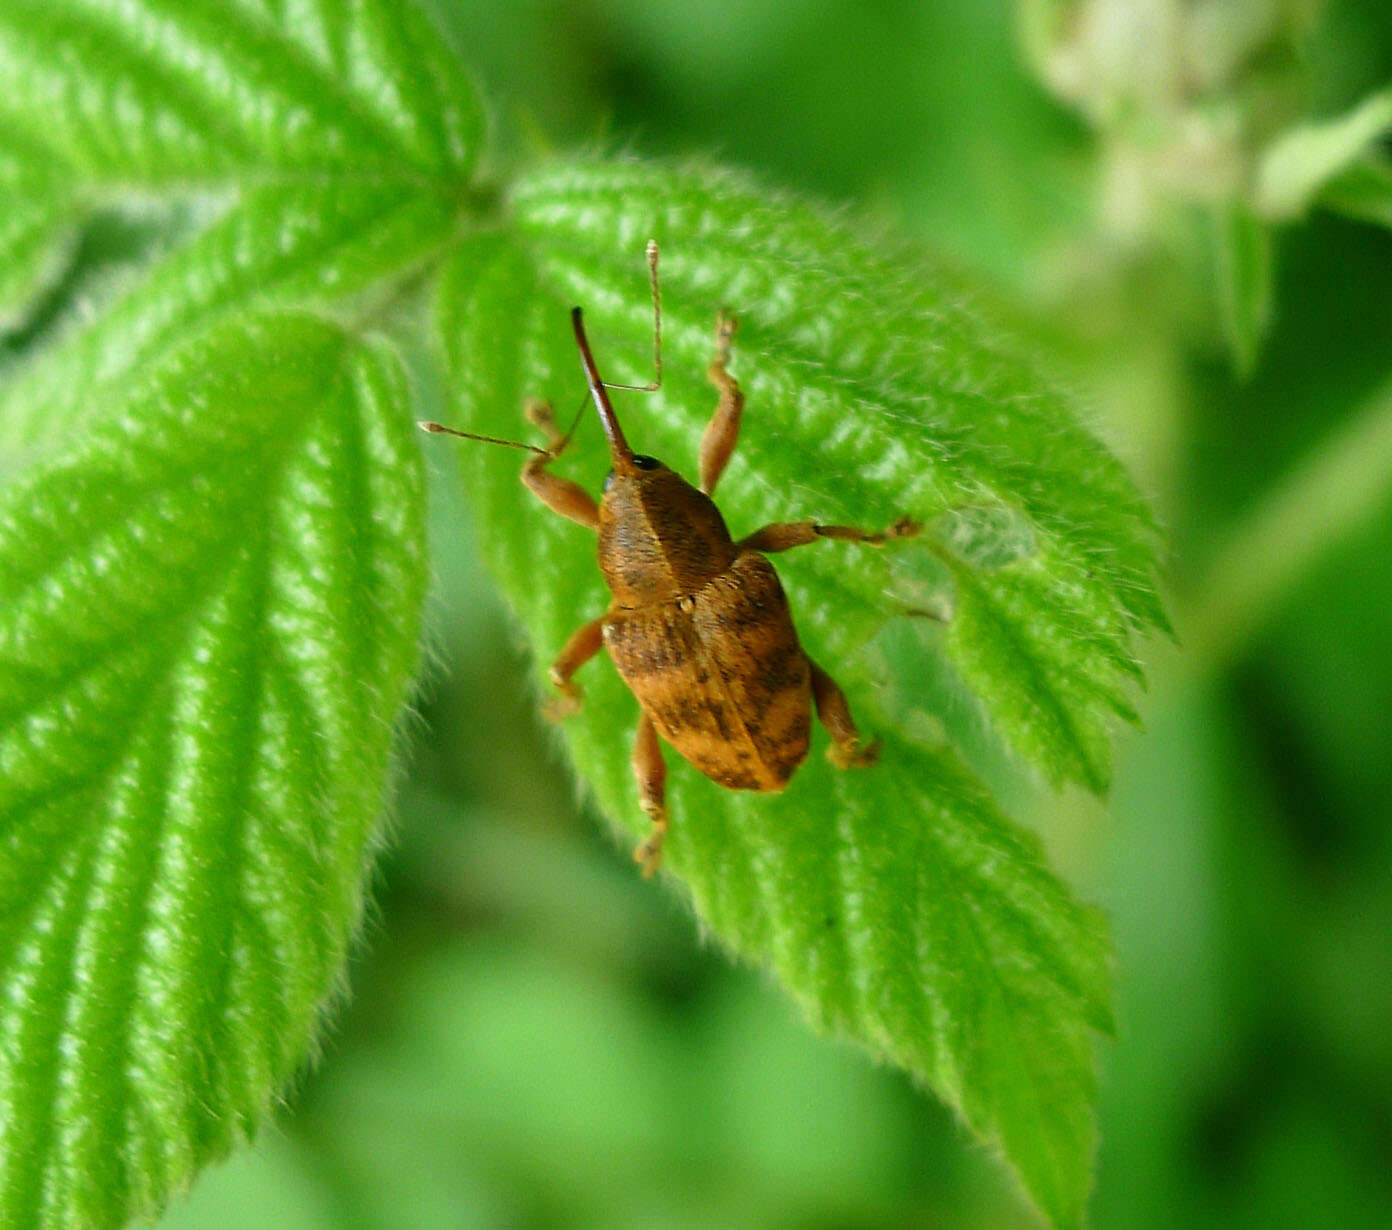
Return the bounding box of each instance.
[0,182,459,449]
[0,0,478,396]
[434,163,1163,1223]
[0,0,478,182]
[0,173,79,336]
[0,314,425,1227]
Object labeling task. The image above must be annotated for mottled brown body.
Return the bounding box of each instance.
[595,464,811,790]
[422,243,919,875]
[605,550,812,791]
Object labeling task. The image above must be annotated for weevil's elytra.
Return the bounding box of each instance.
[422,242,921,876]
[603,551,811,792]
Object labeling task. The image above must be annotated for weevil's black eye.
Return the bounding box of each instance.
[605,456,661,491]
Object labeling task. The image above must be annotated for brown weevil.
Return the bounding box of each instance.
[423,243,920,876]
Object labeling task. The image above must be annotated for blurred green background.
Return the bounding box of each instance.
[159,1,1392,1226]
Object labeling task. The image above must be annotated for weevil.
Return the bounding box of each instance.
[423,243,919,876]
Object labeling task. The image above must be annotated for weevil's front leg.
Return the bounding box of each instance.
[631,713,669,877]
[543,615,605,720]
[807,656,880,769]
[698,312,745,495]
[737,516,921,553]
[521,399,599,530]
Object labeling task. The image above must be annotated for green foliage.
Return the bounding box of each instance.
[503,161,1163,789]
[0,0,479,447]
[0,1,473,1224]
[0,181,461,449]
[0,3,1166,1227]
[0,315,426,1226]
[0,171,79,335]
[434,160,1162,1224]
[1212,199,1275,379]
[0,0,479,181]
[1256,88,1392,220]
[1319,155,1392,229]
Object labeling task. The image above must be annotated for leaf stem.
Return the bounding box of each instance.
[1185,374,1392,670]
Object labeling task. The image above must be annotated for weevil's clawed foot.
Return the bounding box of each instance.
[524,399,565,455]
[828,736,880,770]
[542,677,583,722]
[866,515,923,546]
[524,398,555,431]
[633,805,669,878]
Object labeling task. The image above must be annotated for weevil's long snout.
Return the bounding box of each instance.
[572,307,636,474]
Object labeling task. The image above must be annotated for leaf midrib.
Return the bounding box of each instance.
[0,339,353,877]
[0,362,360,1224]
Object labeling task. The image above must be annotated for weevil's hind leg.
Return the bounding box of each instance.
[807,656,880,769]
[699,312,746,495]
[631,713,669,877]
[520,399,599,530]
[543,615,605,720]
[738,516,922,553]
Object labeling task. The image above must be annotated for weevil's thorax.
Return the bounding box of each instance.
[598,464,736,607]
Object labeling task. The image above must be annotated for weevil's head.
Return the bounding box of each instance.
[572,308,735,606]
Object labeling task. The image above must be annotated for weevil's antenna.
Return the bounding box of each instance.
[602,239,662,394]
[551,391,589,455]
[572,306,635,470]
[417,421,549,455]
[421,386,589,461]
[424,240,659,466]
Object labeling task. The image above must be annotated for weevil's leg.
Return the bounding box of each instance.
[737,516,922,553]
[631,713,669,877]
[525,399,572,455]
[542,615,605,720]
[520,399,599,530]
[699,311,746,495]
[807,656,880,769]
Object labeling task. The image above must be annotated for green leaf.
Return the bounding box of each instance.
[0,181,461,450]
[1211,198,1275,379]
[0,0,479,182]
[0,173,80,337]
[1318,155,1392,230]
[434,156,1163,1226]
[1256,86,1392,220]
[0,313,426,1227]
[0,6,458,1219]
[0,0,480,359]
